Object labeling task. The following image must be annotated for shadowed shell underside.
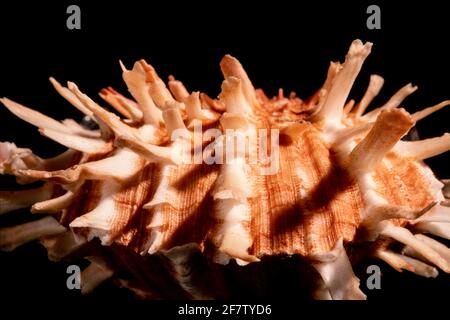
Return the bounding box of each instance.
[1,39,450,300]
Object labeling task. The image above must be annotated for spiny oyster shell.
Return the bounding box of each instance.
[1,39,450,300]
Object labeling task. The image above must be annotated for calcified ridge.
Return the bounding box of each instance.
[1,40,450,300]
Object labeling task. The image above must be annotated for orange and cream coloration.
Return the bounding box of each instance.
[1,40,450,299]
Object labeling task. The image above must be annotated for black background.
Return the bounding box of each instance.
[0,0,450,312]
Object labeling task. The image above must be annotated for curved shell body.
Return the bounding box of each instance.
[1,39,450,299]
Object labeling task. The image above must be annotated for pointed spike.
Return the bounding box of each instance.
[168,78,190,103]
[352,74,384,116]
[139,59,175,109]
[403,234,450,274]
[39,128,113,154]
[76,99,126,138]
[395,133,450,160]
[349,108,415,173]
[49,77,93,117]
[412,100,450,122]
[0,216,66,251]
[120,60,163,125]
[0,183,54,215]
[32,190,75,214]
[99,88,132,119]
[307,62,340,113]
[363,83,418,120]
[374,250,415,272]
[403,254,439,278]
[0,97,72,133]
[119,60,127,72]
[67,82,93,105]
[322,61,342,92]
[384,83,418,109]
[313,40,372,129]
[68,82,134,141]
[103,87,145,122]
[380,224,449,272]
[68,101,157,148]
[67,82,114,140]
[375,250,438,277]
[219,77,253,114]
[220,54,258,106]
[140,59,157,82]
[414,221,450,241]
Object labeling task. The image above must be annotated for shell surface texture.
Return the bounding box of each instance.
[1,39,450,300]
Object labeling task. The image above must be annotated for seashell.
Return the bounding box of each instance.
[1,39,450,300]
